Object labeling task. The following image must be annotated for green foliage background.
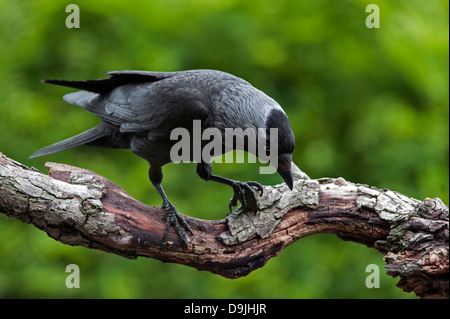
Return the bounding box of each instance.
[0,0,448,298]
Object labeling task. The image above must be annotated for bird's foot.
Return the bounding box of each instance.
[161,203,192,248]
[229,181,264,214]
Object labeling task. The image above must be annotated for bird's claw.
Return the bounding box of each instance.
[229,181,264,214]
[161,203,192,248]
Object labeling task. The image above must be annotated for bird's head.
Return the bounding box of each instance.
[265,108,295,190]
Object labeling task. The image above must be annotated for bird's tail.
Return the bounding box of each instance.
[29,123,110,158]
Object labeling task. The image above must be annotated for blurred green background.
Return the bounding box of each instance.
[0,0,448,298]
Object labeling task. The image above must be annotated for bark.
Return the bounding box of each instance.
[0,152,448,298]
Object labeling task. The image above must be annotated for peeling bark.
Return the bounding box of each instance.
[0,152,448,298]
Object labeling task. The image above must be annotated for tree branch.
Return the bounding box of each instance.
[0,152,448,298]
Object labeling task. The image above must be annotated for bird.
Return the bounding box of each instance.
[30,69,295,247]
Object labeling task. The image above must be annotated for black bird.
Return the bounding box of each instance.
[30,70,295,247]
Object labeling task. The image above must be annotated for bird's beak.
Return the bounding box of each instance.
[278,168,294,190]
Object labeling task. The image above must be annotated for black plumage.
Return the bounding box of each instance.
[31,69,295,247]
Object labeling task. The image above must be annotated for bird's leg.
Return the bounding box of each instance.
[196,162,264,214]
[211,175,263,213]
[149,166,192,248]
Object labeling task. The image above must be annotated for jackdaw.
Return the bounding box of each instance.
[30,69,295,247]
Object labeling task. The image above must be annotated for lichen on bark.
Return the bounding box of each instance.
[1,152,448,298]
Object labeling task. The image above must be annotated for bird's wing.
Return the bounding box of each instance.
[45,70,210,135]
[105,70,176,80]
[43,70,175,94]
[101,79,210,135]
